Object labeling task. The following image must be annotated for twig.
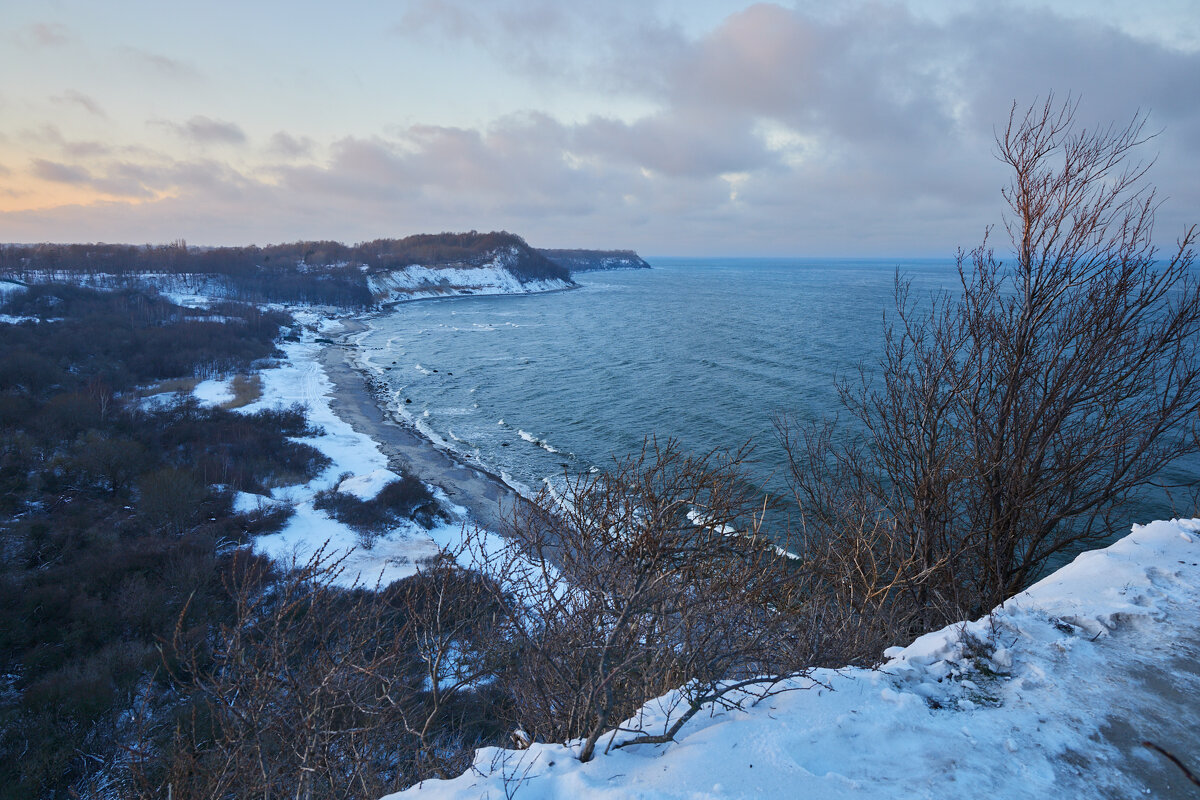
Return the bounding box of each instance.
[1142,741,1200,787]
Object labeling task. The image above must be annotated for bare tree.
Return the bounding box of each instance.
[461,439,823,763]
[786,96,1200,633]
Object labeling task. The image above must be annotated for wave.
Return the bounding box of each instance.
[517,429,560,454]
[498,470,537,501]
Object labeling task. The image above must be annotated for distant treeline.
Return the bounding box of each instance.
[0,231,569,307]
[538,248,651,272]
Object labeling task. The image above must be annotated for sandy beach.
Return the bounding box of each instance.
[317,315,525,535]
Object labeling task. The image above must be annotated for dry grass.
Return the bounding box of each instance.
[221,373,263,410]
[142,376,201,396]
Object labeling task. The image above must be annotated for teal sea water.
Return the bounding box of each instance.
[354,257,950,494]
[354,257,1195,530]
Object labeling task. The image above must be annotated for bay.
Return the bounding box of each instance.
[354,257,957,499]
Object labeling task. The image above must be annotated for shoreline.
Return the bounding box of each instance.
[378,281,579,309]
[316,313,526,535]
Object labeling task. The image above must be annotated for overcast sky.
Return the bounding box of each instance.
[1,0,1197,255]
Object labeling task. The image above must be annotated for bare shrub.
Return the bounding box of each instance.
[129,548,506,799]
[138,467,207,534]
[784,96,1200,637]
[312,476,444,544]
[461,439,822,763]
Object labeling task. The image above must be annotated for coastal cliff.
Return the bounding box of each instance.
[366,241,575,305]
[538,248,651,272]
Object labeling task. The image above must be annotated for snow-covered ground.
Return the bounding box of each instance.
[5,261,573,307]
[192,376,235,407]
[389,519,1200,799]
[0,314,53,324]
[0,279,33,322]
[218,313,485,588]
[0,278,28,298]
[2,270,227,308]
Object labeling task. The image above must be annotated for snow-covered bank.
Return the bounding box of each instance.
[216,312,486,588]
[390,518,1200,799]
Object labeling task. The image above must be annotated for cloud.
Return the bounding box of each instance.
[398,0,686,94]
[51,90,108,118]
[31,159,92,184]
[157,116,247,145]
[3,2,1197,255]
[120,47,200,80]
[17,124,113,159]
[268,132,315,158]
[27,23,70,47]
[62,140,113,158]
[23,150,241,202]
[571,112,777,179]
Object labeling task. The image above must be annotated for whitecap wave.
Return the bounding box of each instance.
[499,470,537,500]
[518,429,560,453]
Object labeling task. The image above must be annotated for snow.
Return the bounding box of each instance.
[389,518,1200,800]
[0,314,53,324]
[192,376,234,407]
[367,262,573,304]
[0,279,28,298]
[4,270,231,306]
[227,329,486,588]
[336,468,399,500]
[160,291,213,309]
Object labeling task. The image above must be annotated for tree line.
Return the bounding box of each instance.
[0,231,570,308]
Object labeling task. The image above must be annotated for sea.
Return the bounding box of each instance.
[353,257,1196,534]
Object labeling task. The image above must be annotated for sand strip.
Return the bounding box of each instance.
[317,316,524,535]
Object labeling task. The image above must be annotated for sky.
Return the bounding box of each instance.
[1,0,1197,256]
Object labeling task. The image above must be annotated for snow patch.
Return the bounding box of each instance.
[0,280,29,298]
[192,376,234,407]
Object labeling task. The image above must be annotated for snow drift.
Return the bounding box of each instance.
[389,518,1200,799]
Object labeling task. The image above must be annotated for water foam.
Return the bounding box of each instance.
[518,429,561,454]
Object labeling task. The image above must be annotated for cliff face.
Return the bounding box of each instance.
[538,249,651,272]
[365,245,575,305]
